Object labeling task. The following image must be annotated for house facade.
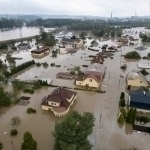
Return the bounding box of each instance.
[41,87,77,117]
[127,71,149,88]
[31,46,50,56]
[76,72,102,89]
[76,63,106,89]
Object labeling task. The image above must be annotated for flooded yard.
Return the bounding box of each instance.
[0,27,150,150]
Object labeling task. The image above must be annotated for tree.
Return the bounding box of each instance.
[120,92,125,99]
[10,116,21,126]
[120,108,127,119]
[124,51,141,59]
[53,111,95,150]
[80,32,87,39]
[126,108,137,125]
[0,87,12,106]
[119,99,126,107]
[118,114,125,125]
[0,142,3,150]
[21,131,37,150]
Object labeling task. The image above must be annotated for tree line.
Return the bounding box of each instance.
[26,18,150,30]
[0,18,23,29]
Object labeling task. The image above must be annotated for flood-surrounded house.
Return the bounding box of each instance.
[41,87,77,117]
[75,63,106,89]
[127,70,149,88]
[31,46,50,56]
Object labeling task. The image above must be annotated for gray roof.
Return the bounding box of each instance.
[129,89,150,104]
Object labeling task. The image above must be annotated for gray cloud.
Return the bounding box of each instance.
[0,0,150,17]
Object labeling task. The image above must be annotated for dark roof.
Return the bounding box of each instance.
[62,38,75,43]
[91,56,104,64]
[19,43,28,46]
[31,46,49,53]
[41,87,77,109]
[129,89,150,104]
[96,52,114,57]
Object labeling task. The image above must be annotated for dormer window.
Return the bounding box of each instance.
[89,79,92,82]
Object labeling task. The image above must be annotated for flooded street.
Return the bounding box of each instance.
[0,27,150,150]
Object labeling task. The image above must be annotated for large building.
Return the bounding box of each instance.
[128,88,150,112]
[41,87,77,117]
[127,70,149,88]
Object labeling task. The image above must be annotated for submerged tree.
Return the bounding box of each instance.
[21,131,37,150]
[0,142,3,150]
[10,116,21,126]
[53,111,95,150]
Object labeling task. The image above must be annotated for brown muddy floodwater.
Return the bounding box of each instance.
[0,27,150,150]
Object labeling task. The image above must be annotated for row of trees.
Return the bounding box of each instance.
[0,18,23,29]
[26,18,150,30]
[4,60,35,77]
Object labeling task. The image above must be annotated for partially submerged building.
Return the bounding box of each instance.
[31,46,50,56]
[91,56,104,64]
[41,87,77,117]
[128,88,150,112]
[127,70,149,88]
[19,43,30,50]
[75,63,106,89]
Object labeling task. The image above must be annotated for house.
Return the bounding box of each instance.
[129,38,139,45]
[91,56,104,64]
[75,63,106,89]
[19,43,30,50]
[128,88,150,112]
[31,46,50,56]
[127,70,149,88]
[75,71,103,89]
[41,87,77,117]
[62,38,83,49]
[107,46,117,52]
[96,52,114,58]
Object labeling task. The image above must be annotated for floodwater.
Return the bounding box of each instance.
[0,27,150,150]
[0,26,55,41]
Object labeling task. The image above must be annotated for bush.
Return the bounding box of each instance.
[120,108,127,118]
[140,69,149,76]
[82,65,88,68]
[126,108,137,125]
[118,114,125,125]
[4,60,35,77]
[124,51,141,59]
[55,65,61,67]
[52,53,57,57]
[120,65,127,70]
[27,108,36,114]
[10,129,18,136]
[36,62,41,67]
[42,62,49,67]
[33,81,41,89]
[136,116,150,123]
[23,89,34,94]
[10,116,21,126]
[119,99,125,107]
[120,92,125,99]
[127,85,131,90]
[50,63,55,67]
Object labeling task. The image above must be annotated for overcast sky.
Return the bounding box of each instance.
[0,0,150,17]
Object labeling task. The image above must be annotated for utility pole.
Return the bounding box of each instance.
[108,71,110,85]
[11,140,15,150]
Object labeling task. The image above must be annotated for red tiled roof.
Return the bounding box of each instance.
[91,56,104,64]
[41,87,77,110]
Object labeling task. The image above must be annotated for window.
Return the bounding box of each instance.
[140,81,142,83]
[89,79,92,82]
